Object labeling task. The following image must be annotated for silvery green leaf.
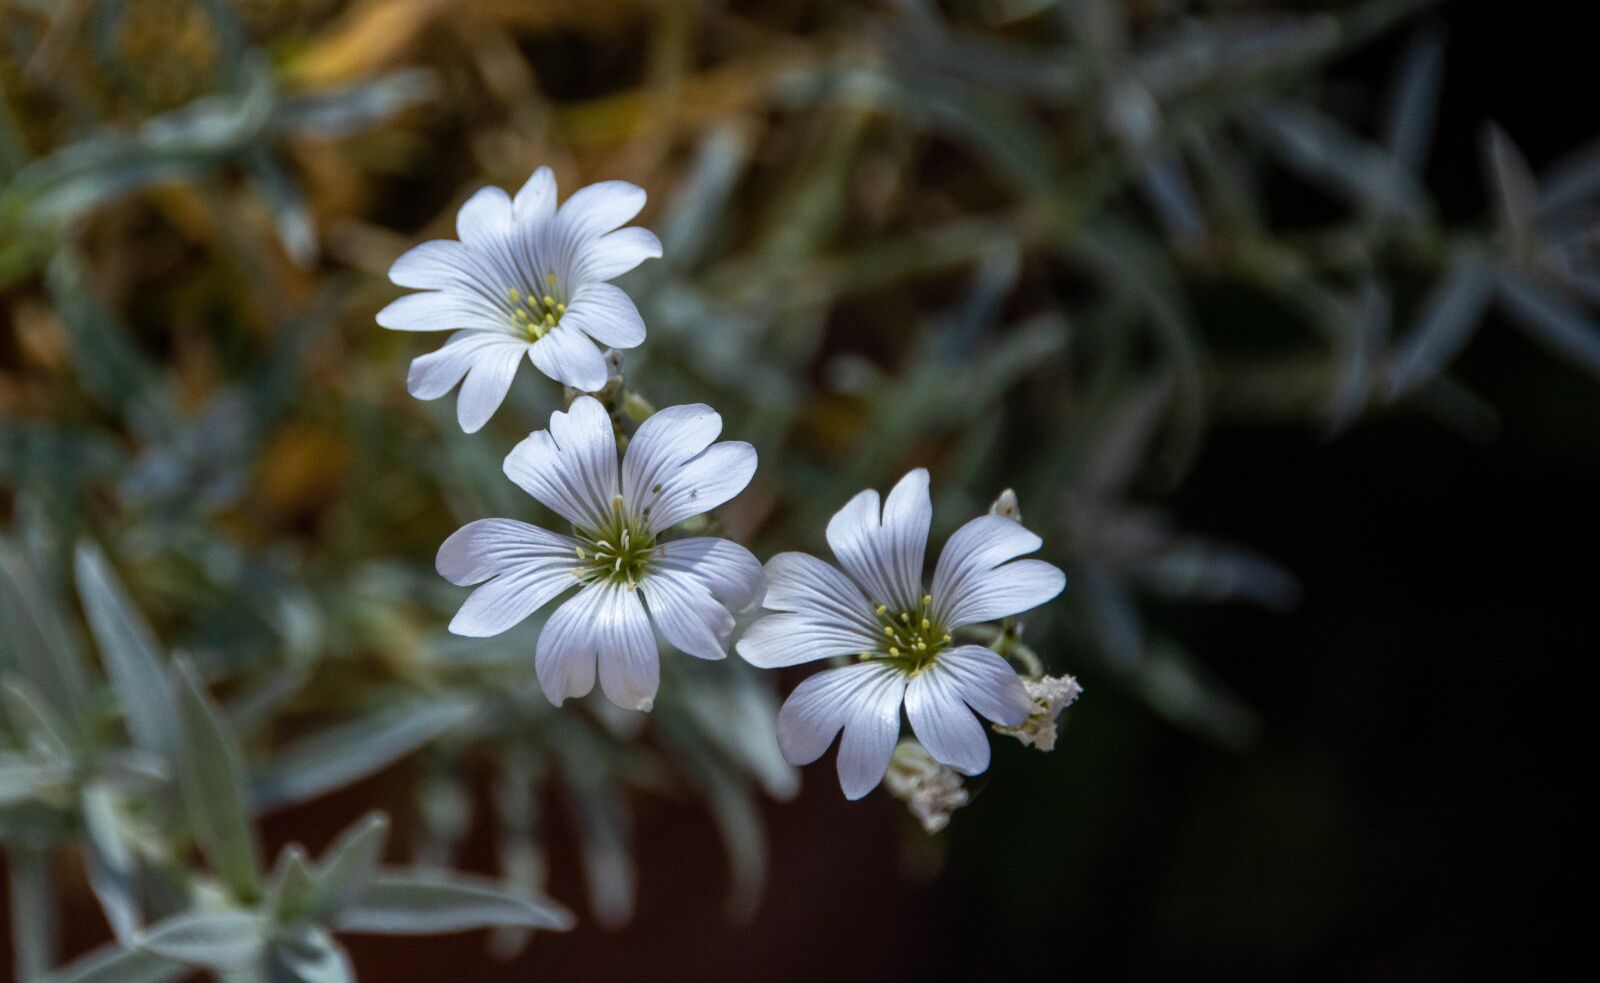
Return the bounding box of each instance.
[37,944,185,983]
[266,846,318,925]
[74,543,175,756]
[1134,540,1301,612]
[1536,135,1600,226]
[1495,267,1600,378]
[266,927,353,983]
[1326,278,1390,434]
[3,677,73,759]
[273,69,437,138]
[135,910,264,969]
[243,150,316,268]
[306,812,389,921]
[81,783,143,942]
[676,670,797,801]
[1482,124,1539,256]
[333,871,574,935]
[8,845,57,983]
[225,670,308,740]
[660,125,751,269]
[1,537,91,728]
[0,753,65,806]
[1134,639,1260,751]
[1386,248,1494,398]
[1136,156,1208,251]
[173,658,263,901]
[45,252,156,409]
[555,730,636,927]
[1249,104,1429,222]
[252,697,475,811]
[487,747,545,959]
[1381,25,1444,174]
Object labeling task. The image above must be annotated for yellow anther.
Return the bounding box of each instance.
[556,303,567,314]
[921,618,930,629]
[508,287,522,302]
[882,626,894,637]
[922,594,932,606]
[875,604,887,615]
[889,647,899,656]
[542,294,556,307]
[546,272,557,284]
[544,312,556,325]
[899,612,911,624]
[942,633,952,641]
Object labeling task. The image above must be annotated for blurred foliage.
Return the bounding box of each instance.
[5,0,1600,979]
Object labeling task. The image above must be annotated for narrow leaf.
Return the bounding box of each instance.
[307,812,389,921]
[0,537,91,727]
[1381,25,1444,173]
[38,945,185,983]
[135,910,263,969]
[267,927,354,983]
[73,543,175,756]
[7,845,58,983]
[173,659,263,901]
[333,871,573,935]
[252,698,474,811]
[1482,124,1538,255]
[1495,267,1600,379]
[1386,248,1494,397]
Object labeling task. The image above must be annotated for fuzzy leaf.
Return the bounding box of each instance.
[333,871,573,935]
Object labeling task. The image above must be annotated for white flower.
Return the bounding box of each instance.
[437,396,764,711]
[994,674,1082,751]
[884,739,969,834]
[737,469,1066,799]
[379,168,662,432]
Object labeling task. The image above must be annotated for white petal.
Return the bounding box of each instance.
[570,227,662,283]
[825,469,932,612]
[641,567,732,661]
[528,323,608,392]
[436,518,579,585]
[513,166,558,223]
[633,441,756,534]
[655,538,765,615]
[406,331,505,400]
[761,551,880,635]
[905,664,991,775]
[557,180,647,239]
[736,613,879,668]
[457,185,514,249]
[594,584,660,711]
[561,282,646,350]
[376,290,502,332]
[389,239,480,290]
[535,584,606,706]
[935,645,1032,727]
[439,520,579,637]
[933,516,1066,627]
[455,339,527,433]
[621,403,718,513]
[776,661,905,793]
[503,395,618,530]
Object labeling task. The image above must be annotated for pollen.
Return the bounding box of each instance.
[870,592,950,671]
[506,276,567,340]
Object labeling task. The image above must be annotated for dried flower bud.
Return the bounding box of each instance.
[885,739,970,834]
[989,488,1021,522]
[994,674,1082,752]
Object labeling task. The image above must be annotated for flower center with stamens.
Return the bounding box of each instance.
[507,274,567,341]
[863,594,951,672]
[574,496,658,589]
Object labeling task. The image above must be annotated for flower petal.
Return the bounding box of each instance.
[642,566,732,661]
[905,663,991,775]
[528,323,608,392]
[406,331,504,400]
[503,395,618,530]
[761,551,879,635]
[557,180,647,239]
[513,166,558,223]
[825,469,932,612]
[455,338,528,433]
[776,662,905,798]
[440,520,580,637]
[935,644,1032,728]
[594,584,660,711]
[457,185,514,249]
[655,538,765,615]
[535,584,606,706]
[570,227,662,284]
[736,613,879,668]
[376,290,502,332]
[436,518,580,585]
[931,515,1065,628]
[389,239,481,290]
[621,403,718,508]
[561,282,646,350]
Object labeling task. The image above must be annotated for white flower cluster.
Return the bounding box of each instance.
[381,169,1080,810]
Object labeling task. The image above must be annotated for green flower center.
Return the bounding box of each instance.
[507,275,565,341]
[575,497,658,588]
[864,594,951,673]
